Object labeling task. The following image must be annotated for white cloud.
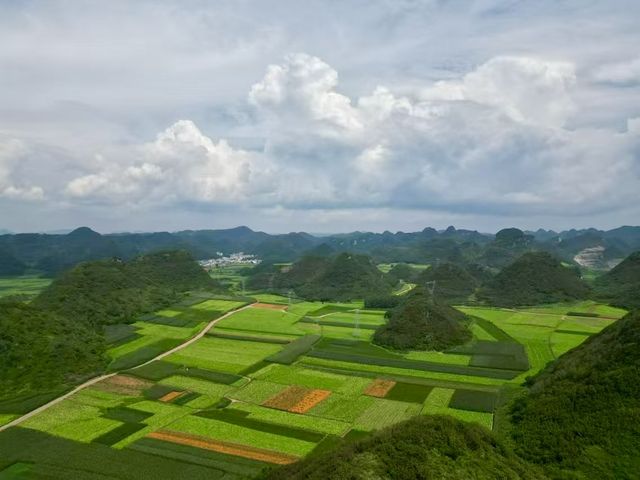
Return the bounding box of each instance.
[0,138,45,202]
[249,53,362,132]
[62,54,640,220]
[421,56,576,128]
[66,120,256,205]
[592,57,640,85]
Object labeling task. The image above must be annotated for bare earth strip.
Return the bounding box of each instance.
[92,375,154,396]
[263,386,331,413]
[289,389,331,413]
[147,430,299,465]
[159,390,184,403]
[252,303,288,311]
[364,379,396,398]
[0,302,254,433]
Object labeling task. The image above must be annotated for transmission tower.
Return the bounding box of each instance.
[424,281,436,323]
[353,309,361,338]
[288,290,294,309]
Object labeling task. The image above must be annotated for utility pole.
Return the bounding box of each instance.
[353,309,361,338]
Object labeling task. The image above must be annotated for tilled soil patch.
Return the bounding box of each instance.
[147,430,299,464]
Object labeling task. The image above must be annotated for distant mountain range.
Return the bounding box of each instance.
[1,225,639,276]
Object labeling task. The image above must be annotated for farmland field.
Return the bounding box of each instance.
[0,297,622,478]
[0,275,52,299]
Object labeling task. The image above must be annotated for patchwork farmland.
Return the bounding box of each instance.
[0,295,626,478]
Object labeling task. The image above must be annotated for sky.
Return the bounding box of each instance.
[0,0,639,234]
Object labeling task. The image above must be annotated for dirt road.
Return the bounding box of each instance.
[0,302,254,432]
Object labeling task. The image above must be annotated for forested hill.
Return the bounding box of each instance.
[373,287,472,351]
[249,253,394,301]
[2,225,640,276]
[1,250,218,402]
[261,415,546,480]
[478,251,590,306]
[34,250,218,326]
[509,310,640,479]
[415,262,485,303]
[594,250,640,309]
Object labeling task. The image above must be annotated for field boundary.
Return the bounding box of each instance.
[0,301,255,433]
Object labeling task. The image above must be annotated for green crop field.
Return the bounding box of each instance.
[215,307,306,336]
[0,275,52,299]
[166,336,283,373]
[2,298,620,478]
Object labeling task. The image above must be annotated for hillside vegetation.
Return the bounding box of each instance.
[250,253,393,301]
[509,310,640,479]
[0,250,217,402]
[373,287,472,350]
[415,262,481,303]
[0,302,104,400]
[34,250,218,326]
[261,415,545,480]
[478,251,590,307]
[594,251,640,309]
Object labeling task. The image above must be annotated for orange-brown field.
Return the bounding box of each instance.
[364,379,396,398]
[252,303,288,311]
[147,430,299,464]
[158,391,184,403]
[263,385,331,413]
[92,375,153,396]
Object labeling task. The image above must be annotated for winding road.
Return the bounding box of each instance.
[0,302,255,433]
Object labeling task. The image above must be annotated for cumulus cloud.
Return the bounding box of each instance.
[592,57,640,85]
[66,120,256,205]
[249,53,363,132]
[61,53,640,220]
[421,56,576,128]
[0,138,45,201]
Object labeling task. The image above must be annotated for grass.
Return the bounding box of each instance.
[92,422,147,446]
[215,308,306,336]
[229,380,287,404]
[0,275,51,298]
[207,331,291,344]
[231,403,350,436]
[300,357,507,386]
[421,388,494,429]
[5,295,612,472]
[0,427,229,479]
[306,350,520,380]
[385,383,433,403]
[128,436,267,477]
[167,414,317,457]
[298,317,380,330]
[449,390,498,413]
[165,336,282,374]
[297,323,375,341]
[128,360,244,385]
[108,339,183,371]
[257,365,370,395]
[159,376,235,397]
[265,335,321,364]
[195,407,326,442]
[105,324,139,345]
[102,406,153,423]
[307,394,375,422]
[21,400,123,443]
[354,398,422,431]
[306,305,356,317]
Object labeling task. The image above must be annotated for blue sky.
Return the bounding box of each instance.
[0,0,639,233]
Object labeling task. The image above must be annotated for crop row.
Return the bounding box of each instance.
[306,350,521,380]
[266,334,321,365]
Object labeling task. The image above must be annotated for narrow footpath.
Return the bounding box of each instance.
[0,302,255,432]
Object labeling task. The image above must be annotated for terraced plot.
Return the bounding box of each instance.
[3,299,621,478]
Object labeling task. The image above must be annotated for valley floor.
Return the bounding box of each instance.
[0,295,626,479]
